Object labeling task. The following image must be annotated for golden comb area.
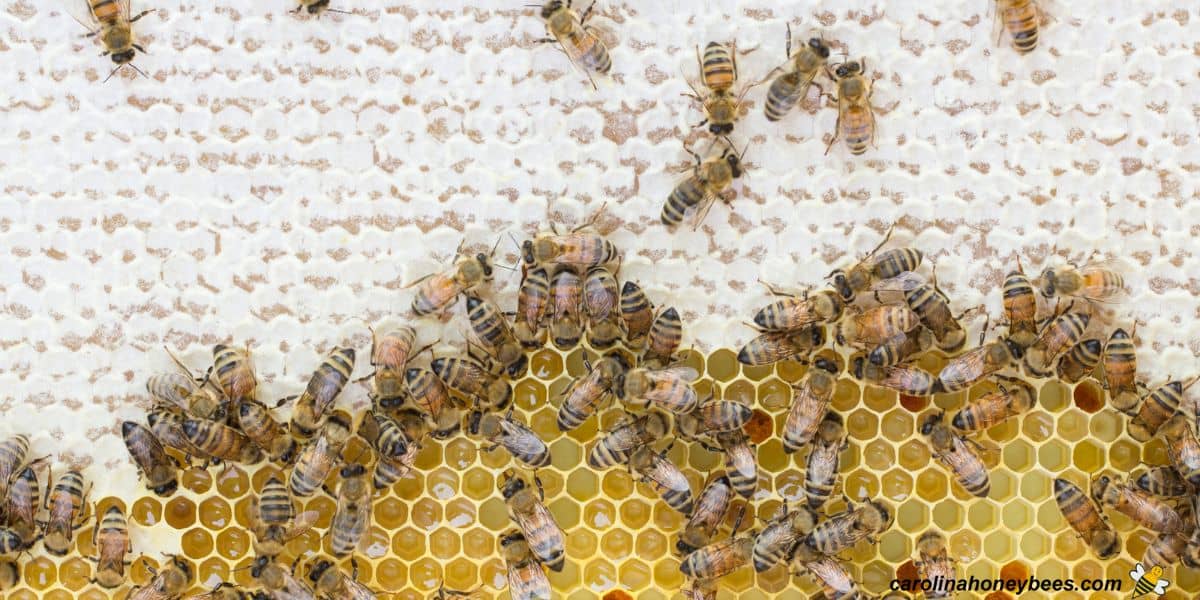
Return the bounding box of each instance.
[3,345,1198,600]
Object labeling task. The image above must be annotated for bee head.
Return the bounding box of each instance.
[500,473,526,499]
[499,530,525,547]
[339,463,366,479]
[836,61,862,78]
[919,412,942,436]
[476,253,494,278]
[306,558,334,584]
[1003,337,1026,359]
[153,478,179,497]
[466,410,483,435]
[541,1,563,19]
[250,556,270,578]
[725,152,743,177]
[813,356,839,376]
[307,0,329,14]
[709,122,735,135]
[1038,268,1057,297]
[111,50,137,65]
[808,325,827,348]
[829,270,854,301]
[521,240,537,265]
[170,555,192,578]
[808,38,831,58]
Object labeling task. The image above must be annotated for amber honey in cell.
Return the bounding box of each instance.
[58,558,90,590]
[217,528,250,560]
[182,527,214,558]
[743,408,773,444]
[131,497,162,526]
[392,528,426,561]
[165,497,196,529]
[1072,381,1103,413]
[604,589,635,600]
[216,466,250,497]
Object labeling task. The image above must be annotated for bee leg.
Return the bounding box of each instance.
[534,473,546,501]
[129,9,156,23]
[579,1,596,23]
[823,113,842,156]
[784,23,792,59]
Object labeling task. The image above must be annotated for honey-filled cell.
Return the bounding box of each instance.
[216,466,250,497]
[58,557,91,590]
[22,557,55,590]
[181,467,213,493]
[182,527,214,559]
[216,527,251,560]
[199,496,233,528]
[165,496,196,529]
[375,557,406,590]
[130,497,162,527]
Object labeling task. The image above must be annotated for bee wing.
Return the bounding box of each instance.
[286,510,321,539]
[498,418,548,455]
[661,366,701,382]
[1129,562,1145,580]
[1154,579,1170,593]
[690,191,720,231]
[58,0,100,30]
[875,271,927,292]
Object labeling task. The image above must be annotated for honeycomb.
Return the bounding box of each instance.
[1,342,1196,600]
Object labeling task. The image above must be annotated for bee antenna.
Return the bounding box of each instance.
[103,65,124,83]
[325,8,354,14]
[129,63,148,78]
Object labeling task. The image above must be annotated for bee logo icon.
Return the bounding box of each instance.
[1129,562,1169,598]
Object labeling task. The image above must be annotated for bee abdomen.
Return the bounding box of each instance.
[702,42,736,91]
[663,179,704,225]
[764,73,804,121]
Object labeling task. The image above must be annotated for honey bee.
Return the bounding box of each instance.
[825,58,876,155]
[629,444,695,515]
[1103,327,1139,414]
[357,410,416,460]
[237,400,298,465]
[465,295,528,377]
[763,26,830,122]
[548,267,583,349]
[852,356,940,397]
[830,228,923,303]
[147,366,224,421]
[752,502,818,572]
[804,413,848,510]
[1145,532,1189,568]
[91,504,132,588]
[129,555,192,600]
[183,417,263,464]
[1161,415,1200,489]
[737,326,827,366]
[289,410,352,497]
[122,420,179,497]
[783,357,839,453]
[804,497,893,555]
[643,307,683,367]
[65,0,155,80]
[250,475,318,558]
[677,400,754,443]
[1134,466,1191,498]
[915,531,956,599]
[5,465,40,548]
[950,375,1035,432]
[789,544,862,599]
[878,273,966,355]
[514,265,552,350]
[535,0,612,89]
[372,436,421,491]
[994,0,1042,54]
[403,367,458,435]
[291,346,356,440]
[620,281,655,347]
[367,325,418,402]
[1023,307,1090,377]
[306,558,376,600]
[330,464,371,558]
[679,530,755,580]
[557,354,625,432]
[921,412,991,498]
[212,343,257,404]
[1092,473,1187,533]
[251,555,315,600]
[42,469,90,556]
[1129,378,1199,442]
[431,355,512,412]
[1056,338,1103,384]
[1053,478,1119,559]
[587,411,670,469]
[616,365,701,414]
[0,434,32,513]
[662,141,745,229]
[683,41,750,135]
[837,305,921,347]
[1040,263,1124,301]
[582,266,624,349]
[753,286,844,333]
[1002,259,1038,349]
[410,248,494,317]
[716,430,757,499]
[677,475,733,556]
[868,327,933,368]
[500,529,553,600]
[146,408,211,460]
[521,226,619,269]
[500,471,567,572]
[469,410,551,469]
[936,333,1024,393]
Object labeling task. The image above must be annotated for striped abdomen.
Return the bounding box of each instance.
[663,176,705,225]
[1002,270,1038,344]
[517,266,551,330]
[213,344,256,402]
[93,505,131,588]
[764,71,806,121]
[373,445,418,490]
[557,378,607,432]
[942,440,990,497]
[1001,0,1039,54]
[1037,312,1089,359]
[804,442,840,509]
[44,470,87,555]
[1056,338,1102,383]
[1053,478,1117,558]
[257,477,294,525]
[1129,381,1188,442]
[405,368,451,418]
[721,437,757,498]
[1102,329,1137,395]
[645,307,682,363]
[701,42,736,92]
[1081,269,1125,299]
[562,28,612,74]
[183,418,262,463]
[871,248,923,280]
[330,502,368,556]
[620,281,654,342]
[467,296,512,347]
[89,0,122,24]
[412,273,461,316]
[0,434,30,493]
[290,438,337,497]
[840,105,873,155]
[644,463,694,515]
